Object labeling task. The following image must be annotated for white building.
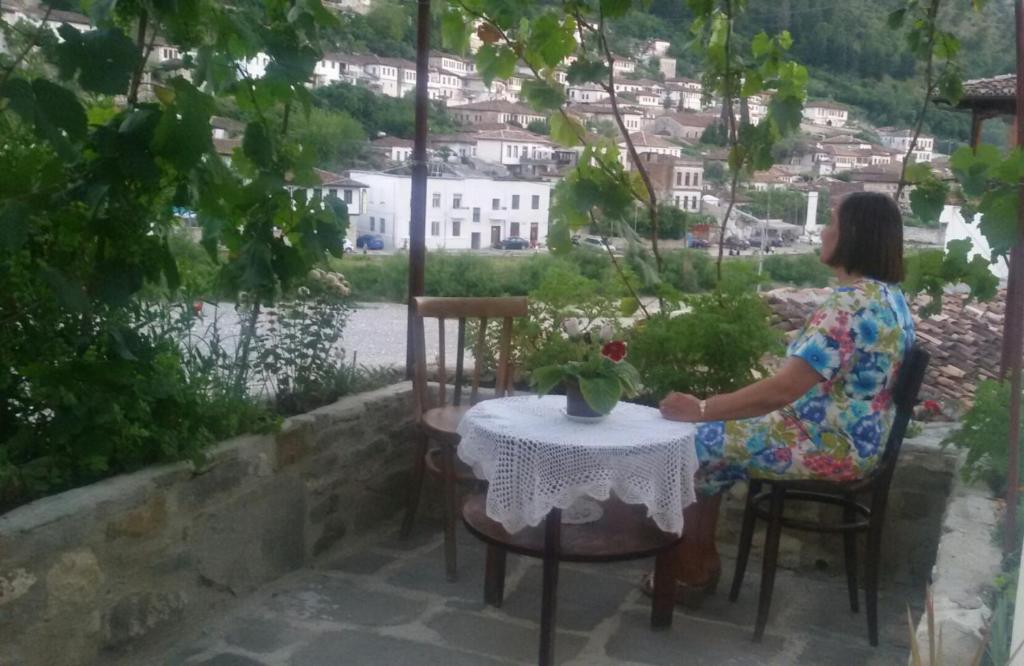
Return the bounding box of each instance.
[472,128,553,169]
[569,104,643,132]
[448,100,547,127]
[878,128,935,163]
[371,136,415,162]
[803,100,849,127]
[568,85,610,104]
[619,131,683,168]
[349,168,553,250]
[286,169,369,217]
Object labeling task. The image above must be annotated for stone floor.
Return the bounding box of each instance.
[129,515,920,666]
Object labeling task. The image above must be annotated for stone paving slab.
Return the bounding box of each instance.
[125,518,917,666]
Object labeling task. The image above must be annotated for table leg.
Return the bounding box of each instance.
[484,544,507,607]
[651,549,675,629]
[539,508,562,666]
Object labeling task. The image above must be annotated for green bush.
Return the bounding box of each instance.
[629,282,783,403]
[761,253,832,287]
[943,380,1023,495]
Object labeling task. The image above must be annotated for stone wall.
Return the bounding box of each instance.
[0,382,419,666]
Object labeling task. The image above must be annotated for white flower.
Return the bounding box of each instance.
[599,323,614,342]
[308,269,324,281]
[297,286,310,298]
[562,318,581,337]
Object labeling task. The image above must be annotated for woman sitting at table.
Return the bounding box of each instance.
[655,191,916,605]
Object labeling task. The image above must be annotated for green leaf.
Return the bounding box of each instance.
[909,178,948,226]
[476,44,518,87]
[151,79,215,171]
[530,365,566,396]
[887,8,906,30]
[31,80,87,141]
[0,78,35,120]
[978,187,1019,258]
[566,59,609,85]
[54,25,139,95]
[903,162,932,184]
[619,296,639,316]
[527,13,576,69]
[549,112,583,147]
[600,0,632,18]
[242,120,274,169]
[441,9,471,54]
[0,201,30,253]
[751,32,773,58]
[522,79,565,111]
[951,144,1002,197]
[579,374,621,414]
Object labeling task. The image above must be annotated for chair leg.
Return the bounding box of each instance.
[484,544,507,607]
[754,485,785,642]
[865,491,889,647]
[441,441,458,582]
[843,501,860,614]
[400,430,430,539]
[651,548,675,629]
[730,479,762,603]
[539,509,562,666]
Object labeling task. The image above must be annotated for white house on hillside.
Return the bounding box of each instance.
[803,100,849,127]
[448,100,546,127]
[349,168,552,250]
[878,128,935,163]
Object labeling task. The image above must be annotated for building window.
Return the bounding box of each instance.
[693,173,700,187]
[313,187,322,198]
[473,207,480,222]
[506,145,512,157]
[492,198,500,210]
[344,190,353,204]
[511,195,520,210]
[380,220,386,233]
[432,193,441,208]
[453,194,462,209]
[674,196,680,207]
[328,188,338,198]
[684,172,691,186]
[676,172,682,186]
[531,195,540,210]
[510,222,520,237]
[431,221,440,236]
[370,217,375,231]
[452,221,461,237]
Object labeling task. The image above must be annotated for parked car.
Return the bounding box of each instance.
[356,234,384,250]
[342,238,354,254]
[721,236,746,251]
[496,236,531,250]
[578,235,617,253]
[688,238,710,249]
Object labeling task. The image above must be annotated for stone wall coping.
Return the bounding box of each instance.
[0,381,415,537]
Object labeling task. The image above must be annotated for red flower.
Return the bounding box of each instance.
[923,400,942,413]
[601,340,627,363]
[192,300,204,316]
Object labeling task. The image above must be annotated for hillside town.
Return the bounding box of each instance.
[0,0,964,257]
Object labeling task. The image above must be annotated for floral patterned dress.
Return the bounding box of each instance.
[694,278,915,496]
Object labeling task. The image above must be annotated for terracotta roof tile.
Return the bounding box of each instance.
[764,287,1007,408]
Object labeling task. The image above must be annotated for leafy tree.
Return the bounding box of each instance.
[526,119,550,135]
[290,107,367,170]
[313,82,458,139]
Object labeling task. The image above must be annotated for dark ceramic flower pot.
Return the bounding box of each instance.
[565,379,603,418]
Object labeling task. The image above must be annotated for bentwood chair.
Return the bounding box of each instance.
[400,296,528,581]
[729,344,929,645]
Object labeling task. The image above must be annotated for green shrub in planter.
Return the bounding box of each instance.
[629,283,782,403]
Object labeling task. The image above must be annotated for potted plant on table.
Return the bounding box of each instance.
[530,318,641,420]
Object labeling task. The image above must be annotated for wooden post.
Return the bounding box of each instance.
[406,0,430,378]
[1002,0,1024,554]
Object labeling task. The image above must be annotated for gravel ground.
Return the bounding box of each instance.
[194,301,458,370]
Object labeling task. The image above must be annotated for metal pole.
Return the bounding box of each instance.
[1001,0,1024,553]
[406,0,431,378]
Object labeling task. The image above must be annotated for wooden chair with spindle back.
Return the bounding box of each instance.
[400,296,529,581]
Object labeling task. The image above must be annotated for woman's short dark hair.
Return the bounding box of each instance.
[826,192,904,283]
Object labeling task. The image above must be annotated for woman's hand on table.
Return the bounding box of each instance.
[659,392,703,422]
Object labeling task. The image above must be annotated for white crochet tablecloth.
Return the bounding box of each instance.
[456,395,698,535]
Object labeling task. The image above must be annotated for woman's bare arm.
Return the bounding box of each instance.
[660,357,822,422]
